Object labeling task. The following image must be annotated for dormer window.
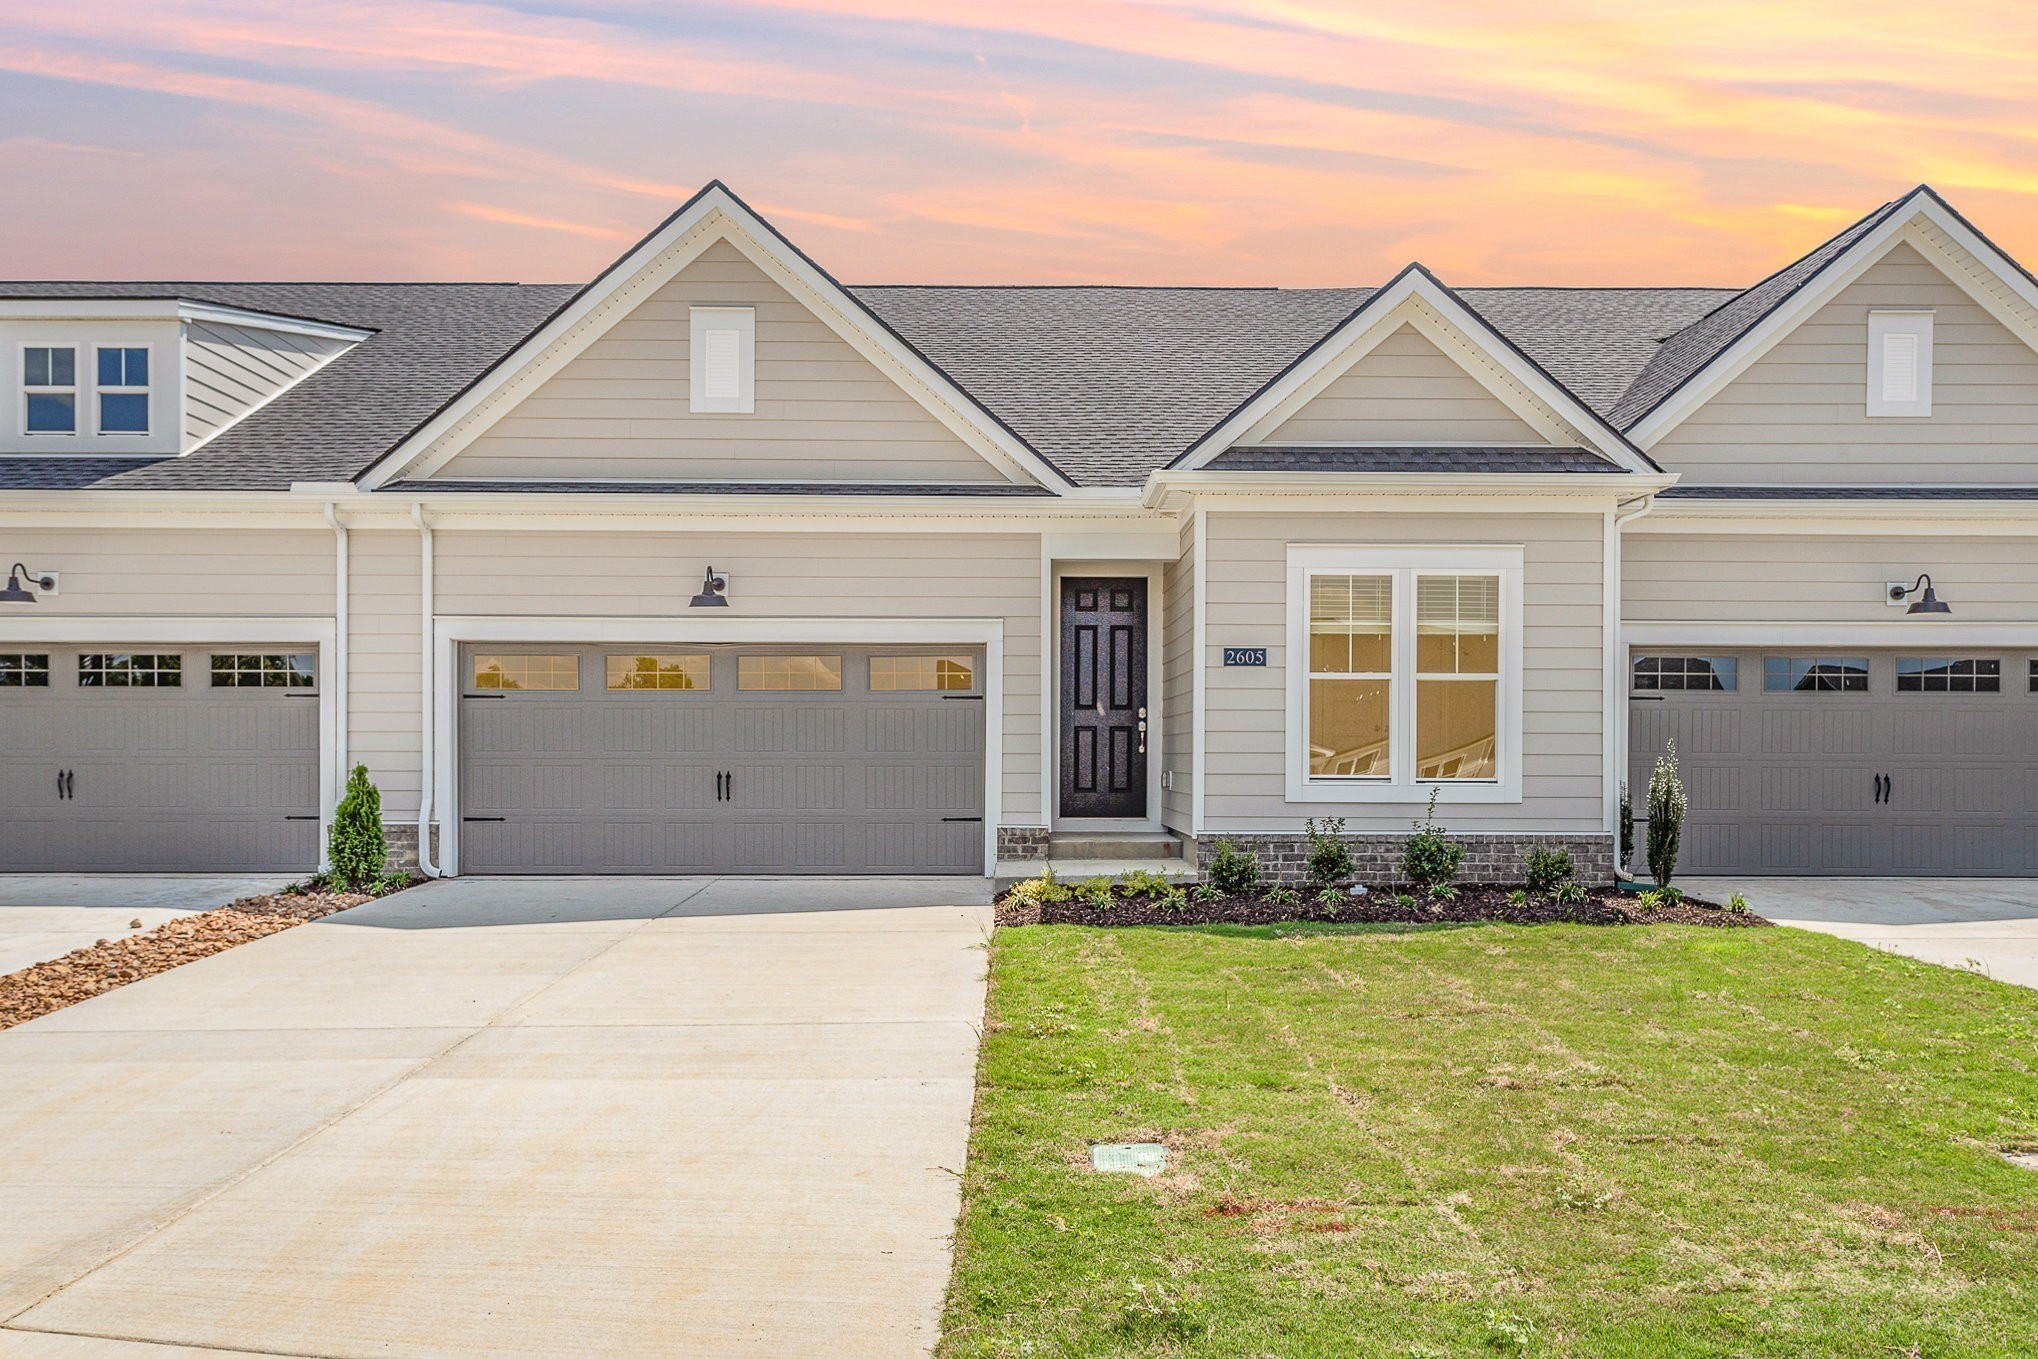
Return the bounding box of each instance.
[96,347,150,434]
[23,346,76,434]
[1867,311,1933,417]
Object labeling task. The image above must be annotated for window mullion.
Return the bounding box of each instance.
[1393,568,1414,786]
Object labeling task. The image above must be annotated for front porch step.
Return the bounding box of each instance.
[1047,830,1183,861]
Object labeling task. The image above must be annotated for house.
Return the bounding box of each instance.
[2,182,2033,880]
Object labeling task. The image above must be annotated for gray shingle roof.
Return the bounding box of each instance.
[1660,485,2038,500]
[1208,446,1622,473]
[394,480,1053,496]
[851,285,1727,487]
[0,282,577,491]
[0,276,1759,492]
[1605,196,1909,430]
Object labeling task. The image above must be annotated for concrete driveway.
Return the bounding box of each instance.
[0,874,295,975]
[0,876,992,1359]
[1686,877,2038,989]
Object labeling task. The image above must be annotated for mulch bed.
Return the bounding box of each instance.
[996,885,1769,930]
[0,881,417,1032]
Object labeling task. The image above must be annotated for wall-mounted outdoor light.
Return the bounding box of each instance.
[689,566,730,608]
[0,564,55,604]
[1889,573,1952,615]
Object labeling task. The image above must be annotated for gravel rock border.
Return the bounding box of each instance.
[0,885,409,1032]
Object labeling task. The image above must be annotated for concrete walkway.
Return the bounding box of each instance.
[1686,877,2038,990]
[0,875,296,976]
[0,876,993,1359]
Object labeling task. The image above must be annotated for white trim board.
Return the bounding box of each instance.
[1046,562,1166,829]
[429,614,1005,876]
[1623,622,2038,648]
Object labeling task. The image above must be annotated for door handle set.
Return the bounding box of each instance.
[54,768,74,800]
[1873,772,1895,804]
[1137,705,1148,756]
[714,771,736,802]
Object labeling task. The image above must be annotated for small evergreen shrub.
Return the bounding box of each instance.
[1263,884,1301,908]
[1303,817,1355,889]
[1646,738,1687,890]
[1520,843,1576,894]
[1205,839,1263,897]
[1725,891,1750,915]
[1315,886,1345,915]
[1399,789,1464,889]
[1553,880,1587,906]
[1157,885,1189,912]
[1618,781,1635,875]
[1506,889,1529,907]
[1192,883,1221,905]
[327,764,387,891]
[1074,876,1116,910]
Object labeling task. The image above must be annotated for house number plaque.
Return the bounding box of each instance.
[1222,647,1267,667]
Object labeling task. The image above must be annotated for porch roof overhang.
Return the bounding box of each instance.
[1141,468,1679,513]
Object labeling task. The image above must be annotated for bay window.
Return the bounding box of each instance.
[1287,546,1522,803]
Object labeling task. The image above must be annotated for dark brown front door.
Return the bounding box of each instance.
[1059,577,1148,818]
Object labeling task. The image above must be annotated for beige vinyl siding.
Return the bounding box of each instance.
[1203,511,1605,834]
[183,321,353,448]
[440,240,1009,484]
[1651,244,2038,484]
[0,527,333,615]
[432,529,1044,822]
[1625,532,2038,623]
[1264,324,1547,446]
[1160,516,1195,833]
[346,531,423,820]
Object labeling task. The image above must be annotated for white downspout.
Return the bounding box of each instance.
[411,503,441,877]
[322,502,349,871]
[1606,494,1656,860]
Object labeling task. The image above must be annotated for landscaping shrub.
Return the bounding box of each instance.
[1646,738,1687,890]
[1205,839,1263,896]
[1399,789,1464,889]
[1114,868,1179,899]
[1618,780,1635,875]
[1521,842,1576,894]
[1007,868,1072,908]
[1553,880,1587,906]
[327,764,387,891]
[1263,884,1301,908]
[1073,876,1115,910]
[1303,817,1355,889]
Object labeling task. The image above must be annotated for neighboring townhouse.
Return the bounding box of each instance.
[1,183,2033,880]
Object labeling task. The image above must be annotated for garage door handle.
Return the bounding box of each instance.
[1885,772,1893,804]
[462,816,506,823]
[941,816,983,823]
[1873,773,1884,804]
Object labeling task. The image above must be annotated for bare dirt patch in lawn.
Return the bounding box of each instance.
[0,882,414,1030]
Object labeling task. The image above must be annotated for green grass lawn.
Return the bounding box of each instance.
[940,922,2038,1357]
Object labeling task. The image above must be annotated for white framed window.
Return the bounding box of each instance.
[23,344,77,434]
[689,306,755,414]
[96,345,150,434]
[1867,310,1932,417]
[1285,545,1524,804]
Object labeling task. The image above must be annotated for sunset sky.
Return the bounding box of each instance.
[4,1,2035,287]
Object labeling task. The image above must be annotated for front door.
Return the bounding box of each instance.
[1059,577,1148,818]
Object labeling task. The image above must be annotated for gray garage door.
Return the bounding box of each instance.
[1629,650,2038,875]
[457,644,986,874]
[0,647,322,872]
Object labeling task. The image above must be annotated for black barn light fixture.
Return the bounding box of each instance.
[0,563,54,604]
[1890,573,1952,615]
[689,566,730,608]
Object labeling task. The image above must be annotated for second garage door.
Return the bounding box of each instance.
[457,645,986,874]
[1629,650,2038,875]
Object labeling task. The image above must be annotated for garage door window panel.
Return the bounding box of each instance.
[474,654,579,691]
[211,653,315,689]
[608,654,710,690]
[870,654,975,692]
[1634,655,1737,691]
[1896,658,1999,693]
[0,653,49,687]
[739,655,842,691]
[78,653,181,688]
[1764,657,1868,693]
